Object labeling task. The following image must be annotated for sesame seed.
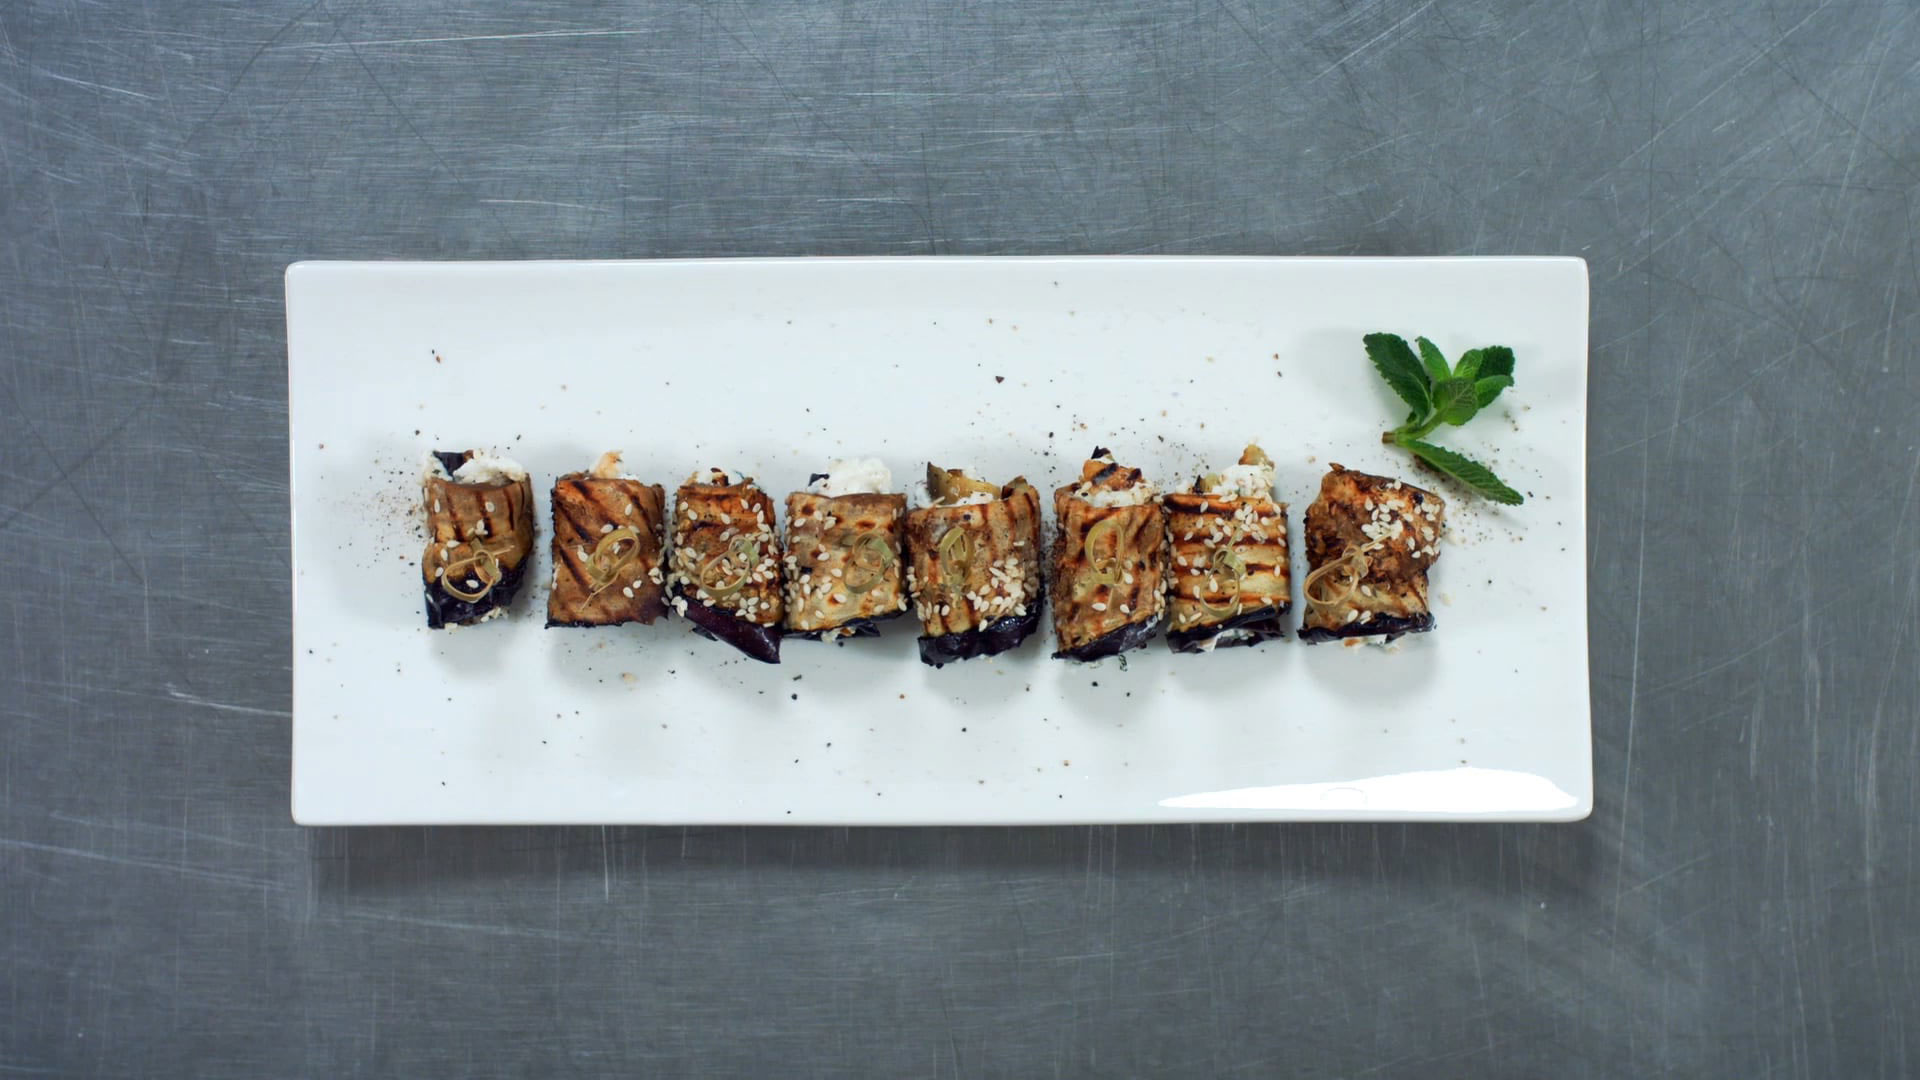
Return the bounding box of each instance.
[601,524,614,534]
[622,586,634,598]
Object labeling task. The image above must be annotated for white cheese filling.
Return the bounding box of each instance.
[425,451,528,485]
[1201,462,1274,499]
[809,457,892,496]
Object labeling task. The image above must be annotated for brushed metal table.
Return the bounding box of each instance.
[3,2,1915,1076]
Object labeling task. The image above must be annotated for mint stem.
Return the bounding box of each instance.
[1385,415,1443,444]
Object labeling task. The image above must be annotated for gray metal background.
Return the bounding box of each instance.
[3,1,1916,1076]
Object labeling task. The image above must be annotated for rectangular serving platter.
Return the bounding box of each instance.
[287,256,1591,825]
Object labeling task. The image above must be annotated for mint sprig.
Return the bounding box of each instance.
[1362,332,1524,506]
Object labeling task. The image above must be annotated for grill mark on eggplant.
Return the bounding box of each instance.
[783,491,907,635]
[1049,483,1167,659]
[1163,491,1290,643]
[672,481,784,629]
[420,451,535,628]
[547,475,667,628]
[1298,465,1443,641]
[905,484,1043,639]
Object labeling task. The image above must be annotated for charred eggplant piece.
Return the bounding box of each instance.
[667,469,784,663]
[1049,451,1168,660]
[546,452,668,628]
[782,460,909,641]
[421,450,536,629]
[1163,444,1292,653]
[1298,463,1445,645]
[905,468,1045,667]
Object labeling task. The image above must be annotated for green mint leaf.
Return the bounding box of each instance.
[1399,438,1524,505]
[1474,374,1514,407]
[1364,333,1430,417]
[1474,345,1515,380]
[1416,336,1451,384]
[1454,348,1485,382]
[1431,377,1479,426]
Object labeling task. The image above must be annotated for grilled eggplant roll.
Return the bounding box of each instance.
[1164,444,1291,652]
[667,469,784,663]
[1299,464,1446,645]
[421,450,536,629]
[1049,450,1168,661]
[782,459,909,641]
[905,465,1044,667]
[546,451,668,628]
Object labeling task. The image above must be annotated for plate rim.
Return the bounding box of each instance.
[285,254,1592,826]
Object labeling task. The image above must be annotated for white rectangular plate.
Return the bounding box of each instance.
[287,257,1590,825]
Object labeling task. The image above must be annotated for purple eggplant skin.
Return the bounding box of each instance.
[1166,605,1290,653]
[1052,614,1164,662]
[424,559,529,629]
[1297,611,1435,645]
[917,609,1042,668]
[677,589,782,664]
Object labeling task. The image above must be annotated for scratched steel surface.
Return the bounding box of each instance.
[2,1,1917,1076]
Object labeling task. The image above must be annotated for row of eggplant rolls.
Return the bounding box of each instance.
[418,446,1447,666]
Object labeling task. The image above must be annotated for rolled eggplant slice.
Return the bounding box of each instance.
[905,466,1044,667]
[1164,444,1291,653]
[546,452,668,628]
[783,460,909,640]
[1298,463,1446,645]
[421,450,536,629]
[667,469,784,663]
[1049,450,1168,661]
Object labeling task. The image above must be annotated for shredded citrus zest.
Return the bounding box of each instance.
[1303,544,1372,623]
[699,536,760,598]
[1073,516,1125,601]
[1197,544,1246,618]
[936,526,975,597]
[437,537,519,603]
[584,526,642,597]
[841,531,896,594]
